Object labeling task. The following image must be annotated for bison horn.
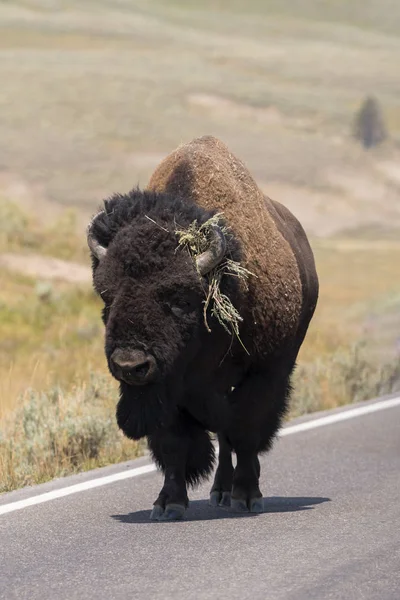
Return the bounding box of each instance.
[87,213,107,260]
[196,224,226,276]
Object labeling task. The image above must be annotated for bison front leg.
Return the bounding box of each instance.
[147,412,215,521]
[147,423,189,521]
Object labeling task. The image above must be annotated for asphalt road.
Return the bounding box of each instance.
[1,396,400,600]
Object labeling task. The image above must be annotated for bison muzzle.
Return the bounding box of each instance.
[109,349,158,386]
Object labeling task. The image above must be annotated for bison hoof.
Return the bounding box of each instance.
[220,491,232,507]
[159,503,186,521]
[209,491,231,507]
[249,497,264,513]
[230,498,248,512]
[150,503,186,521]
[149,505,165,521]
[231,496,264,513]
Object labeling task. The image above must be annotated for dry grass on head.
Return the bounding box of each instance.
[176,213,254,347]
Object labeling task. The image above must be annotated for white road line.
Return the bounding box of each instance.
[279,396,400,436]
[1,396,399,516]
[0,465,156,516]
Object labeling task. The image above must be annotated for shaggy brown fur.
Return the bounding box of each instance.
[88,135,318,520]
[148,135,313,359]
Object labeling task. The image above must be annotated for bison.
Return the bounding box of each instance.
[87,136,318,520]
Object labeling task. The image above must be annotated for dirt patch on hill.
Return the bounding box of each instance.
[187,93,313,130]
[376,160,400,186]
[260,182,360,237]
[322,167,400,227]
[262,171,400,237]
[0,253,91,284]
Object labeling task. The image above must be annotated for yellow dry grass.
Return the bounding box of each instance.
[302,239,400,358]
[0,201,399,492]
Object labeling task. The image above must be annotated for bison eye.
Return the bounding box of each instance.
[164,299,193,318]
[171,306,186,318]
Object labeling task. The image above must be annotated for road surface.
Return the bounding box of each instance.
[1,396,400,600]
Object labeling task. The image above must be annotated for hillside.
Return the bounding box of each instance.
[0,0,400,236]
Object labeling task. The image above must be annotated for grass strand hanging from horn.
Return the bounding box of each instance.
[176,213,256,353]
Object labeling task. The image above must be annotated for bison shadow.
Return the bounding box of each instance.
[111,496,330,524]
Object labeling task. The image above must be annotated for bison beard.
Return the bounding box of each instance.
[116,378,182,440]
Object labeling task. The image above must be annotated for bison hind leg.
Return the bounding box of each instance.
[185,426,216,487]
[209,433,234,507]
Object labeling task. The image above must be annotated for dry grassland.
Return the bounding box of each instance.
[0,0,399,490]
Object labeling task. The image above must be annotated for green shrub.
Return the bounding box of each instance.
[2,340,399,493]
[291,341,400,417]
[0,373,143,492]
[0,198,87,260]
[353,96,387,149]
[0,198,31,246]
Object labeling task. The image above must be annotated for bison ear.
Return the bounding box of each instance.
[87,212,107,260]
[196,224,226,276]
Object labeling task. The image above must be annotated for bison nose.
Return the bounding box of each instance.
[110,350,157,385]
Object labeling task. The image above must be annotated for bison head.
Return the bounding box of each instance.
[87,190,229,440]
